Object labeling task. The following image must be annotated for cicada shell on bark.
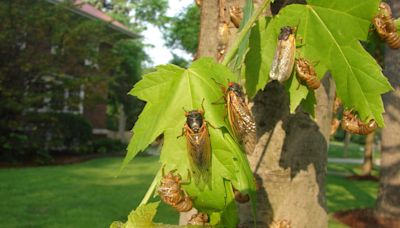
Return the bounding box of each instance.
[158,169,193,212]
[229,6,243,28]
[222,82,256,154]
[295,58,320,90]
[373,2,400,49]
[183,109,211,190]
[188,212,209,226]
[341,110,377,135]
[270,26,296,83]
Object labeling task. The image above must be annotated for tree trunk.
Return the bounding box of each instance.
[376,0,400,218]
[361,131,375,176]
[343,132,351,158]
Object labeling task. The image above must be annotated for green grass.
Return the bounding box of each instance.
[328,141,380,159]
[0,156,379,227]
[0,156,178,228]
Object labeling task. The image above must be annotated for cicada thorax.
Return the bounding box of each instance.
[184,110,211,190]
[188,212,209,226]
[229,6,243,28]
[341,110,377,135]
[225,82,256,154]
[270,26,296,83]
[158,169,193,212]
[295,58,321,90]
[195,0,201,7]
[373,2,400,49]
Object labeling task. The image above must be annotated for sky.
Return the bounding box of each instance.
[142,0,193,66]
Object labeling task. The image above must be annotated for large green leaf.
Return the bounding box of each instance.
[245,0,392,126]
[122,57,255,221]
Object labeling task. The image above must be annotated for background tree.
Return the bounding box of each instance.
[376,0,400,219]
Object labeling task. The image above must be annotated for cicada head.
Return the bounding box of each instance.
[278,26,293,41]
[227,82,244,98]
[186,110,204,133]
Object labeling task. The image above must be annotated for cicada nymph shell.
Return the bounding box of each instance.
[229,6,243,28]
[270,26,296,83]
[341,110,377,135]
[158,169,193,212]
[218,82,256,154]
[295,58,321,90]
[188,212,209,226]
[373,2,400,49]
[183,108,212,190]
[217,22,231,61]
[195,0,201,7]
[271,219,292,228]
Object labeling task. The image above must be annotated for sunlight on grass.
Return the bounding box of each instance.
[0,156,178,228]
[0,156,379,227]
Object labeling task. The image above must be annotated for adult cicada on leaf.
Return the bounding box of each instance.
[158,168,193,212]
[181,105,211,190]
[270,26,296,83]
[214,81,256,154]
[341,110,377,135]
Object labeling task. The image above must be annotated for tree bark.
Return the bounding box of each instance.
[362,131,375,176]
[376,0,400,218]
[343,132,351,158]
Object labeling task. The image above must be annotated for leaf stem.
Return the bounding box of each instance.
[139,166,162,206]
[222,0,271,66]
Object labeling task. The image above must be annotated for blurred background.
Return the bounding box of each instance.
[0,0,391,227]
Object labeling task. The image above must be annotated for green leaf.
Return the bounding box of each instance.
[245,0,392,126]
[110,202,160,228]
[123,57,256,222]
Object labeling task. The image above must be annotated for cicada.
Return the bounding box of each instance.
[188,212,209,226]
[181,107,211,190]
[295,58,320,90]
[341,110,377,135]
[195,0,201,7]
[229,6,243,28]
[373,2,400,49]
[158,168,193,212]
[270,26,296,83]
[215,81,256,154]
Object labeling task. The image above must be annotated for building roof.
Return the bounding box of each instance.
[46,0,138,38]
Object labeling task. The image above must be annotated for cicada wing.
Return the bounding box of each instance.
[270,35,296,83]
[185,125,211,190]
[227,92,256,154]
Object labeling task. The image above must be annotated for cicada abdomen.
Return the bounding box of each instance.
[229,6,243,28]
[188,212,209,226]
[158,169,193,212]
[183,109,211,190]
[270,26,296,83]
[373,2,400,49]
[341,110,377,135]
[295,58,320,90]
[225,82,256,154]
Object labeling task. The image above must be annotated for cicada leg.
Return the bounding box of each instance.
[180,169,192,185]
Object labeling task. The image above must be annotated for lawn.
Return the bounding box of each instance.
[0,156,178,227]
[0,156,379,227]
[328,141,380,159]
